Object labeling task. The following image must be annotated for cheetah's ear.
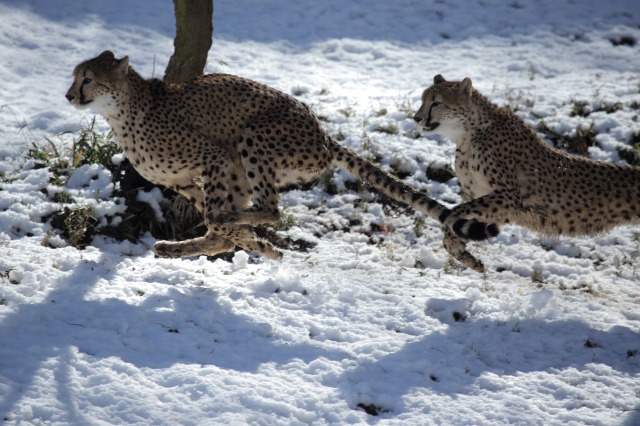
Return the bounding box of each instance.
[459,77,472,97]
[433,74,446,84]
[115,55,129,76]
[98,50,115,60]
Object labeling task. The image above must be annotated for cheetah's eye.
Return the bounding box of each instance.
[82,77,93,85]
[431,101,442,107]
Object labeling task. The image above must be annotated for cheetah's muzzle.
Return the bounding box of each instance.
[425,122,440,131]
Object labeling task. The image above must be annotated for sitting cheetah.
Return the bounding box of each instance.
[65,51,497,267]
[414,74,640,271]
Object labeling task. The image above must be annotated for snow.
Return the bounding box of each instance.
[1,0,640,424]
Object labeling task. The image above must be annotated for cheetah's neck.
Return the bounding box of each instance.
[445,105,494,147]
[103,70,155,151]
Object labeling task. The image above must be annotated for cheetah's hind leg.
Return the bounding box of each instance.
[154,233,235,258]
[442,228,486,273]
[154,226,283,261]
[208,207,281,226]
[223,225,283,260]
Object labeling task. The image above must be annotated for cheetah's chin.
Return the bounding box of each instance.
[425,122,440,131]
[69,100,92,110]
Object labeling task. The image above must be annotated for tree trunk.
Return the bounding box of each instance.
[164,0,213,84]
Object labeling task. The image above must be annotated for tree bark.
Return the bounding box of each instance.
[164,0,213,84]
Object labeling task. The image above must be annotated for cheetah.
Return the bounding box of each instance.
[413,74,640,271]
[65,51,497,267]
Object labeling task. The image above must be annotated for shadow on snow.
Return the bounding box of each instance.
[0,249,345,420]
[339,303,640,421]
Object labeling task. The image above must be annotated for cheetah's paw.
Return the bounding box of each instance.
[154,241,184,258]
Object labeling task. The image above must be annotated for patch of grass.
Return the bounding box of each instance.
[443,258,466,275]
[367,151,384,165]
[374,122,399,135]
[452,311,466,322]
[527,61,537,81]
[32,123,206,249]
[394,93,416,118]
[49,206,98,249]
[413,216,426,238]
[617,143,640,166]
[537,120,597,156]
[426,163,456,183]
[584,339,600,349]
[29,118,121,186]
[504,88,535,113]
[70,118,121,170]
[278,168,335,194]
[28,138,62,166]
[561,123,597,155]
[317,169,339,195]
[536,119,551,134]
[65,206,97,248]
[360,129,373,151]
[28,139,67,184]
[374,107,388,117]
[268,212,298,231]
[51,191,72,204]
[291,86,307,97]
[338,107,354,118]
[609,36,636,47]
[618,131,640,166]
[570,99,591,118]
[531,269,544,284]
[357,403,389,416]
[389,155,412,180]
[571,99,624,118]
[599,101,623,114]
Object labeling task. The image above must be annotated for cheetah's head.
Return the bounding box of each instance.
[413,74,473,139]
[65,51,129,115]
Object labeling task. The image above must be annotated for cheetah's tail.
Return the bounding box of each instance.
[330,141,499,241]
[439,209,500,241]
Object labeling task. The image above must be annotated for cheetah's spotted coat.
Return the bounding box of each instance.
[66,52,496,268]
[414,74,640,270]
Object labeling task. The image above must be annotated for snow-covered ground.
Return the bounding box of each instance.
[1,0,640,424]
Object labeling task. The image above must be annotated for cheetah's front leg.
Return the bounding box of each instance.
[441,188,519,271]
[442,228,486,273]
[155,161,283,260]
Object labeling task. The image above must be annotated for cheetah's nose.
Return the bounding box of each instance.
[64,89,76,102]
[413,115,421,123]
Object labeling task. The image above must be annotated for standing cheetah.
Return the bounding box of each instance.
[65,51,497,267]
[414,74,640,271]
